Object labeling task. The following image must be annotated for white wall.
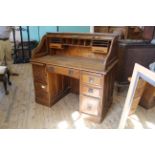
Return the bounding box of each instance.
[9,27,21,42]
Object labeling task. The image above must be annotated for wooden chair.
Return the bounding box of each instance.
[0,66,11,95]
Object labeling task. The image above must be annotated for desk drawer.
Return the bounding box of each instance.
[81,72,102,87]
[47,65,80,79]
[32,63,47,83]
[80,95,100,116]
[91,47,108,54]
[80,85,101,98]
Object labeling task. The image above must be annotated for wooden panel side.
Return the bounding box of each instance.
[102,65,116,120]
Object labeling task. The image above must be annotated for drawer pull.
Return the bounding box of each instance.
[47,66,55,72]
[89,77,94,83]
[41,85,46,89]
[87,103,92,110]
[88,88,93,93]
[68,70,73,75]
[51,46,57,48]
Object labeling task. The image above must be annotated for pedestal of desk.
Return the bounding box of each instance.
[32,63,116,123]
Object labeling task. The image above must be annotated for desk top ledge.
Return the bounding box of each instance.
[46,32,117,40]
[31,55,107,74]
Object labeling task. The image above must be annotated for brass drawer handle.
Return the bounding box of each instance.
[89,77,94,83]
[51,46,58,48]
[47,66,55,72]
[87,103,92,110]
[88,88,93,93]
[51,45,61,48]
[68,70,73,75]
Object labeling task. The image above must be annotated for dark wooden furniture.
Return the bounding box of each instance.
[94,26,128,39]
[142,26,155,40]
[94,26,155,40]
[0,66,11,95]
[31,33,118,123]
[117,40,155,84]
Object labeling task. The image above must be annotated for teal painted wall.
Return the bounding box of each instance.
[22,26,57,41]
[29,26,39,41]
[22,26,90,41]
[39,26,57,41]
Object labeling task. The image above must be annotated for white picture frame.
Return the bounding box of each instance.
[118,63,155,129]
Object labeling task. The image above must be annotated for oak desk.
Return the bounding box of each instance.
[31,33,118,123]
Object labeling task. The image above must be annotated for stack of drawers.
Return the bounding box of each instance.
[32,63,51,106]
[80,71,103,121]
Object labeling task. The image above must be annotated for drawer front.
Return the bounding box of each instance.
[80,85,101,98]
[81,73,102,87]
[32,64,47,83]
[47,65,80,79]
[80,95,100,116]
[34,82,48,93]
[91,47,108,54]
[49,43,63,49]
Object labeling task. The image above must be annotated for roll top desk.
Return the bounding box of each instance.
[31,33,118,123]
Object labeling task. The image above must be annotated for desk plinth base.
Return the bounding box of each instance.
[80,113,102,123]
[35,87,70,107]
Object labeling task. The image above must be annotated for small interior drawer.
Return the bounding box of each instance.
[49,43,63,49]
[80,95,100,116]
[81,72,102,87]
[91,47,108,54]
[47,65,80,79]
[80,85,101,98]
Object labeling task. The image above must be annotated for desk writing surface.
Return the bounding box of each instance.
[31,55,105,73]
